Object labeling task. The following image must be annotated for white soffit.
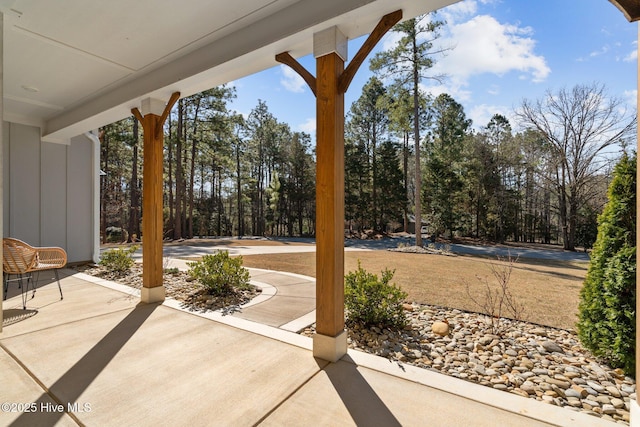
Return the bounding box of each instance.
[2,0,460,142]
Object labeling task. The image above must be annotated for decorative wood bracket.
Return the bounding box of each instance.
[338,10,402,93]
[157,92,180,138]
[275,10,402,96]
[276,52,317,96]
[131,91,181,139]
[131,107,144,124]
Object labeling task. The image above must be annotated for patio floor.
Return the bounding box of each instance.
[1,271,614,426]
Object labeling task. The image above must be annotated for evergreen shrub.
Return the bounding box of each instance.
[344,261,408,329]
[577,154,636,376]
[188,251,250,296]
[99,245,138,274]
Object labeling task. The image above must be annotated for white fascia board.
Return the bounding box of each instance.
[42,0,459,141]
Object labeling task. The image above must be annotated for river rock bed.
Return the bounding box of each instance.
[302,303,636,424]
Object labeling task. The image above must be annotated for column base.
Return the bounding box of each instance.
[141,286,165,303]
[313,330,347,363]
[631,398,639,427]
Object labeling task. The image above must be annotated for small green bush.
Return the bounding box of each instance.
[578,154,636,376]
[344,261,408,329]
[188,251,250,296]
[100,245,138,274]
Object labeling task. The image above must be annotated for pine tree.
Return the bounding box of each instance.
[577,153,636,375]
[425,93,471,239]
[370,14,446,246]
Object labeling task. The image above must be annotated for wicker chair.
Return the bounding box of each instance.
[3,238,66,309]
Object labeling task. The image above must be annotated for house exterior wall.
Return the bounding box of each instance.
[66,134,95,263]
[2,122,97,263]
[8,123,40,245]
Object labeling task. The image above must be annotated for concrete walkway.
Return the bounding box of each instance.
[1,272,611,426]
[164,258,318,332]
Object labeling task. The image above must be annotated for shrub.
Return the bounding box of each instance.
[344,261,408,329]
[100,245,138,274]
[105,226,128,243]
[465,254,525,336]
[188,251,250,296]
[578,154,636,376]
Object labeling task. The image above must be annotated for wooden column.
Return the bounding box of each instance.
[313,29,347,361]
[277,11,401,362]
[132,93,179,303]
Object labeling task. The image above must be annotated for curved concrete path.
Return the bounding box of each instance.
[164,258,317,333]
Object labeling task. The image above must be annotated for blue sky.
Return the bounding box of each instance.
[229,0,637,136]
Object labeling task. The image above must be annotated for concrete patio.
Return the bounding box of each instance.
[1,271,614,426]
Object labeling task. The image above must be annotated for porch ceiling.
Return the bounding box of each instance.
[1,0,459,143]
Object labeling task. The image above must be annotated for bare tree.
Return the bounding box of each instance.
[516,83,636,250]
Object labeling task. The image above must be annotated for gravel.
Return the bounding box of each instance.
[302,303,636,424]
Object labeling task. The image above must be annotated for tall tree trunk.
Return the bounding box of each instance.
[217,169,223,235]
[544,188,551,244]
[167,114,174,233]
[412,54,422,247]
[187,138,196,239]
[187,99,202,239]
[100,130,108,244]
[556,163,570,250]
[236,144,244,236]
[128,118,140,242]
[174,99,184,239]
[258,142,264,236]
[403,131,409,233]
[371,126,378,231]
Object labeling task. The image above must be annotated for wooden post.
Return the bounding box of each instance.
[276,11,401,362]
[132,93,179,303]
[313,28,347,361]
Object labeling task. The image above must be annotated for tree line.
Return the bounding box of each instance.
[99,15,635,251]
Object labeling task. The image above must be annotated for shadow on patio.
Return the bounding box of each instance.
[1,271,611,426]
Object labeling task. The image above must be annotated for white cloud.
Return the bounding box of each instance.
[378,1,548,105]
[623,89,637,108]
[380,31,402,52]
[589,45,610,57]
[420,13,549,103]
[421,81,472,103]
[468,103,514,130]
[280,65,306,93]
[297,118,316,134]
[487,84,500,96]
[435,15,549,82]
[439,0,500,24]
[623,49,637,62]
[439,0,479,23]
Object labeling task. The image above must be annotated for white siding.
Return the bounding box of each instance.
[8,123,40,244]
[66,135,94,262]
[41,141,68,247]
[3,122,97,262]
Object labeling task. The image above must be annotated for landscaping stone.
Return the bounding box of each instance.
[301,302,636,425]
[432,321,449,336]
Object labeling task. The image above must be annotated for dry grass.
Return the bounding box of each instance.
[240,251,588,331]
